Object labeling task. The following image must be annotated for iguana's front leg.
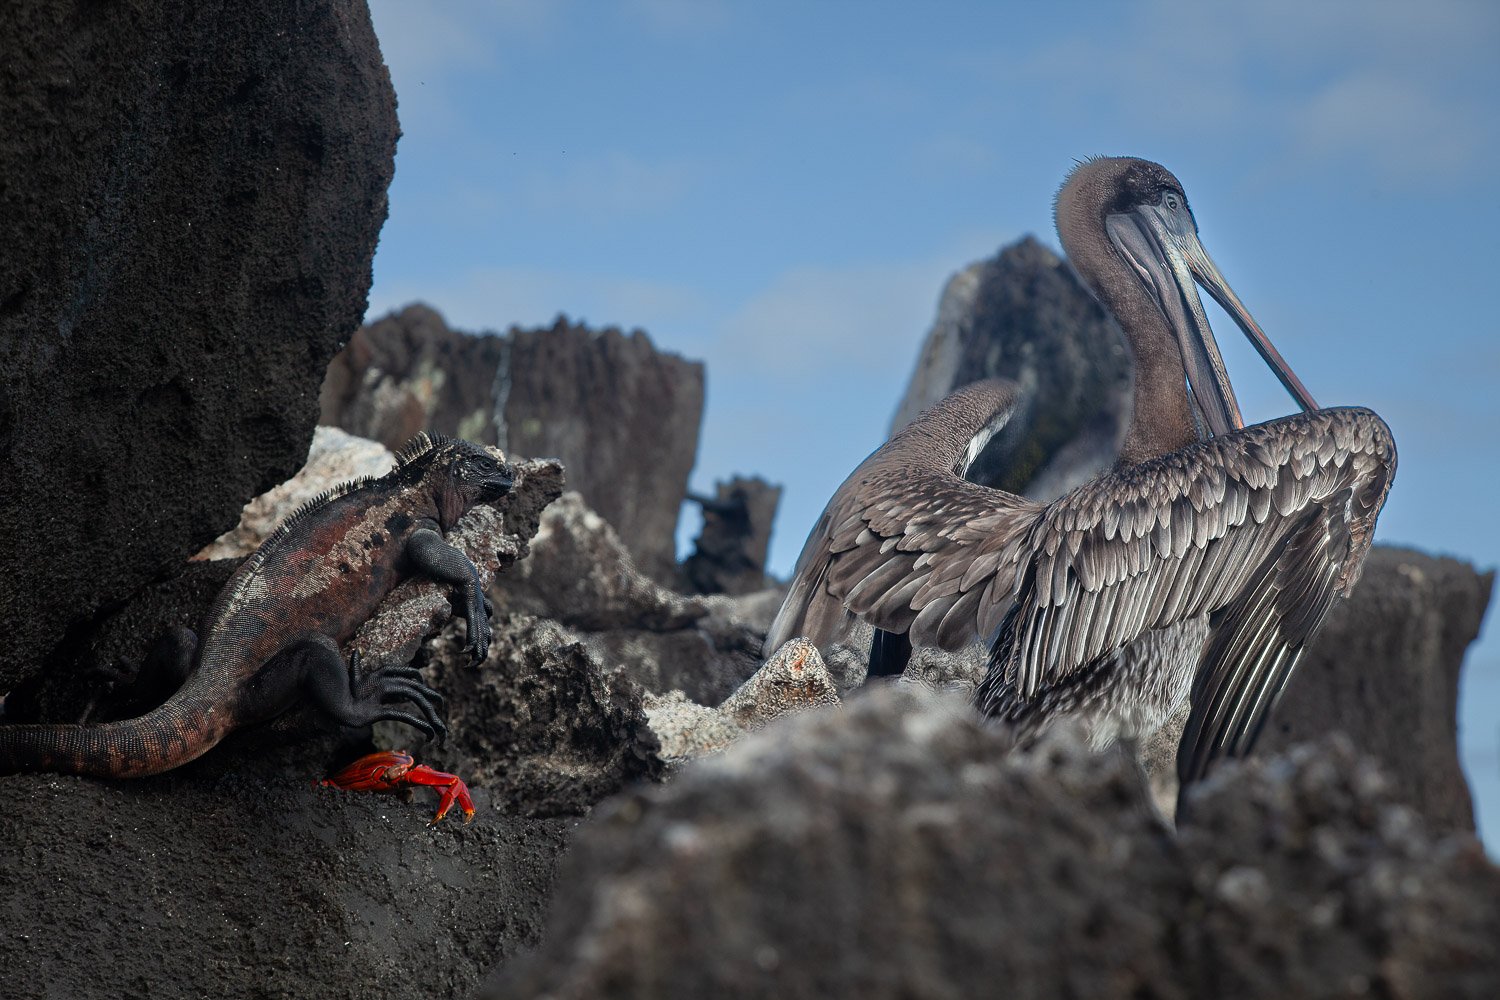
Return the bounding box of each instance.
[406,525,493,663]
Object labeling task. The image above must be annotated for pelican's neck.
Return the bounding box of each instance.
[1118,327,1200,466]
[1056,195,1198,466]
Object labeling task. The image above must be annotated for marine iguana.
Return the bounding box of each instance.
[0,433,513,778]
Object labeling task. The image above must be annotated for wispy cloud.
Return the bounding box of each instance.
[997,0,1497,187]
[1288,73,1483,182]
[517,151,704,221]
[711,247,1012,385]
[368,0,560,139]
[621,0,734,37]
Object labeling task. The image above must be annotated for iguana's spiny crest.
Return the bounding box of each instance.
[395,433,514,529]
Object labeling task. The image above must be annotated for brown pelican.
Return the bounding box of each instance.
[766,157,1395,785]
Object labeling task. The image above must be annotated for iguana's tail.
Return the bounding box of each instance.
[0,693,228,778]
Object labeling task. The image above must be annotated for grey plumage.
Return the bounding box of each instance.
[767,157,1396,783]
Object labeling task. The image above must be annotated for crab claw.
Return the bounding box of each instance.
[321,750,475,825]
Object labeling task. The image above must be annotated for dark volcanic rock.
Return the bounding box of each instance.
[320,303,502,448]
[321,304,706,582]
[0,743,572,1000]
[682,475,783,596]
[489,689,1500,1000]
[494,491,770,705]
[489,691,1182,999]
[502,318,704,583]
[409,613,665,817]
[0,0,397,693]
[1178,739,1500,999]
[0,453,637,999]
[891,236,1133,501]
[1265,545,1494,835]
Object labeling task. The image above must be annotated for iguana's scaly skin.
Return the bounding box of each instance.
[0,434,512,778]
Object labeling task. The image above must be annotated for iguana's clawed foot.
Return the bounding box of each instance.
[321,750,475,825]
[349,652,449,746]
[463,619,491,665]
[461,594,494,665]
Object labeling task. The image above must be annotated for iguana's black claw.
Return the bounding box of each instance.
[465,615,492,665]
[352,660,450,745]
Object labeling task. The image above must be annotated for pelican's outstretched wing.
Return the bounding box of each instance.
[770,384,1394,779]
[971,405,1393,777]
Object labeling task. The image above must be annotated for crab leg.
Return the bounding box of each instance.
[321,750,476,825]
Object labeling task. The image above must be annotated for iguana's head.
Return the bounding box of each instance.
[394,433,515,528]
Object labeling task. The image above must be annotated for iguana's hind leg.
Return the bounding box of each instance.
[298,635,448,745]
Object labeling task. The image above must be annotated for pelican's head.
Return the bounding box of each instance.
[1056,156,1318,438]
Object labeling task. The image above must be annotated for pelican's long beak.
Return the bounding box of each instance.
[1105,201,1319,438]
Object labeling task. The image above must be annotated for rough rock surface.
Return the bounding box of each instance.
[195,427,396,561]
[319,303,499,449]
[321,304,705,582]
[890,236,1133,501]
[490,688,1500,1000]
[0,449,648,1000]
[718,638,841,730]
[403,614,665,817]
[495,491,769,705]
[0,0,398,693]
[1261,545,1494,835]
[0,741,574,1000]
[682,476,783,596]
[645,638,842,760]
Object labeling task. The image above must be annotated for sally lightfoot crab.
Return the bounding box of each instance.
[322,750,475,825]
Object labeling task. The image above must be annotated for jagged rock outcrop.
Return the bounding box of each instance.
[891,236,1133,501]
[488,688,1500,1000]
[494,491,772,706]
[0,0,397,693]
[1261,545,1494,835]
[321,304,705,583]
[645,638,841,760]
[683,476,783,596]
[404,613,665,816]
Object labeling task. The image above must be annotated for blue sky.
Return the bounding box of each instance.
[364,0,1500,841]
